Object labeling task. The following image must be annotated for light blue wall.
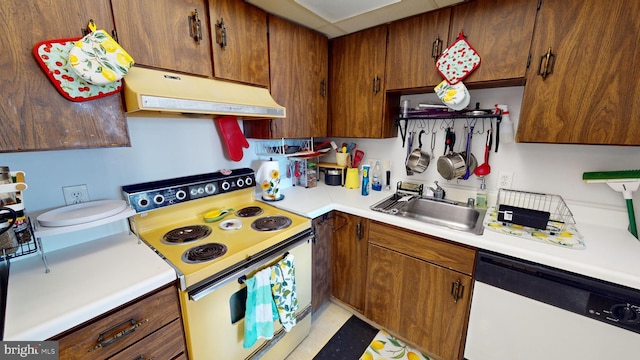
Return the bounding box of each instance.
[2,86,640,252]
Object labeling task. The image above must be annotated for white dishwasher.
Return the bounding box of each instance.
[464,250,640,360]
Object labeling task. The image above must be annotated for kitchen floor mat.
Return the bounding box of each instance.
[359,330,432,360]
[313,316,378,360]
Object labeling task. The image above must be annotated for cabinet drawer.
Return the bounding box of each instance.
[56,285,181,360]
[109,319,185,360]
[369,221,476,275]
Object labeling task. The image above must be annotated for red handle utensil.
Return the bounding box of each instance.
[352,150,364,168]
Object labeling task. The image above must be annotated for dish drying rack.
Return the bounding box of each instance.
[255,138,315,157]
[496,189,576,233]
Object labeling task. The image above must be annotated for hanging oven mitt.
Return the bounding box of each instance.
[436,32,481,85]
[68,20,134,85]
[215,116,250,162]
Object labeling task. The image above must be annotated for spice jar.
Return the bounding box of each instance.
[0,207,18,255]
[0,167,17,206]
[13,208,31,244]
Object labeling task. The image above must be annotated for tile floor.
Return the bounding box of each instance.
[285,301,353,359]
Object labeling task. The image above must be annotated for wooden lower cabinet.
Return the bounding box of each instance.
[53,284,186,360]
[365,221,475,360]
[331,212,368,312]
[312,214,332,313]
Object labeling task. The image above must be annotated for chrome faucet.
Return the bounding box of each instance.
[429,181,446,199]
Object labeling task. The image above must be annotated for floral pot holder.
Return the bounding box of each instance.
[436,32,481,85]
[32,20,133,102]
[68,20,134,85]
[33,38,123,102]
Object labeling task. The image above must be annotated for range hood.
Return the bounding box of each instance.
[123,67,285,118]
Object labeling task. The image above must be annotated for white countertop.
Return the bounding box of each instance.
[264,182,640,291]
[4,232,176,341]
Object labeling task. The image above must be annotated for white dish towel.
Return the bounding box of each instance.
[243,267,278,349]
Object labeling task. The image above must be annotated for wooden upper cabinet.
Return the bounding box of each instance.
[262,15,328,138]
[0,0,129,152]
[208,0,270,87]
[386,8,452,91]
[448,0,538,85]
[111,0,213,78]
[517,0,640,145]
[329,25,395,138]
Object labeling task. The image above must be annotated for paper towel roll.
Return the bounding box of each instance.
[256,160,281,200]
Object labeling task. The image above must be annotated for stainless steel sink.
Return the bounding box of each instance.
[399,197,486,235]
[371,195,486,235]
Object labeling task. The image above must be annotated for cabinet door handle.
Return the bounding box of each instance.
[355,222,362,241]
[320,79,327,98]
[537,47,556,80]
[451,280,464,303]
[372,76,381,94]
[188,9,203,44]
[431,35,443,61]
[89,318,149,352]
[215,18,228,49]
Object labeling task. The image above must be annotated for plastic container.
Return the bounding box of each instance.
[372,161,382,191]
[496,104,514,144]
[476,178,488,209]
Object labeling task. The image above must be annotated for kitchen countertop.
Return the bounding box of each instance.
[3,232,176,341]
[263,182,640,291]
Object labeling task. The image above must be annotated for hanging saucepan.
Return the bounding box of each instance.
[407,130,430,173]
[461,125,476,180]
[437,128,477,180]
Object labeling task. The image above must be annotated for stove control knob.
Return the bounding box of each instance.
[244,176,253,186]
[205,183,216,194]
[237,178,245,187]
[153,194,165,205]
[176,190,187,201]
[137,197,149,208]
[221,181,231,191]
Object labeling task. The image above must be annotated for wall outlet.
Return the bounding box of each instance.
[63,185,89,205]
[497,171,514,189]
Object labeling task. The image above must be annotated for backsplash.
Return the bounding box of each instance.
[1,86,639,252]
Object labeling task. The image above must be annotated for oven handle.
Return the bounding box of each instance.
[189,232,313,302]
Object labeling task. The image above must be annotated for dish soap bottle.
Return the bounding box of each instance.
[361,165,370,196]
[476,177,488,209]
[371,161,382,191]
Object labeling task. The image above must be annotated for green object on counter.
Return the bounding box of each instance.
[583,170,640,239]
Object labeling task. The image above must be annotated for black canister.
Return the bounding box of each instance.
[325,169,342,186]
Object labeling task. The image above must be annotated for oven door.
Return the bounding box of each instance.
[179,231,313,360]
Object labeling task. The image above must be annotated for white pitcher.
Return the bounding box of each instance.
[256,160,281,201]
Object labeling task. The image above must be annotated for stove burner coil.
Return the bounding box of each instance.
[162,225,212,244]
[235,206,264,218]
[251,216,292,231]
[182,243,228,263]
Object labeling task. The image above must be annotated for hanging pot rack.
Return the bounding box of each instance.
[396,107,502,149]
